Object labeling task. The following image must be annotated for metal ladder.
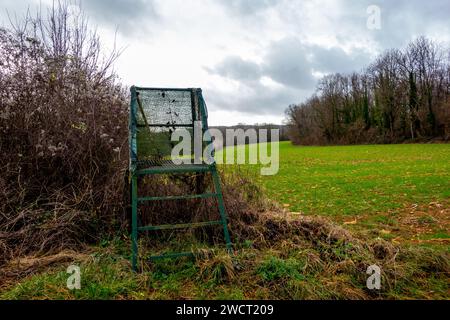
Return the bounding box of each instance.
[130,163,232,271]
[129,86,232,271]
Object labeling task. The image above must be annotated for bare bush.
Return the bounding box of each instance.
[0,2,128,263]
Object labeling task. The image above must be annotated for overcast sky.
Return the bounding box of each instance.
[1,0,450,125]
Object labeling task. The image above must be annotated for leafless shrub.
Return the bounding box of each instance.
[0,2,128,264]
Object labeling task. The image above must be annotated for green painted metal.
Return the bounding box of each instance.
[131,175,138,271]
[129,86,138,165]
[211,165,232,251]
[134,86,193,92]
[139,123,193,127]
[138,220,223,232]
[138,192,218,202]
[129,86,233,271]
[136,164,212,175]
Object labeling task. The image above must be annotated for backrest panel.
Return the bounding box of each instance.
[129,87,208,164]
[136,89,196,126]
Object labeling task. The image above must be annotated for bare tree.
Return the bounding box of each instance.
[286,37,450,145]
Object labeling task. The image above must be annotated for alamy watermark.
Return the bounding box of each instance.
[67,264,81,290]
[366,264,381,290]
[170,121,279,176]
[367,5,381,30]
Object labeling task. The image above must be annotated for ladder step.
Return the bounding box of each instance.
[138,220,223,232]
[136,164,213,175]
[138,193,218,202]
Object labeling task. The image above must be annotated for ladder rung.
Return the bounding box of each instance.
[138,220,223,232]
[138,193,218,202]
[136,165,212,175]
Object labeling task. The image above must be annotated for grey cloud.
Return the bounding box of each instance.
[374,0,450,48]
[1,0,159,35]
[206,83,308,117]
[216,0,278,15]
[80,0,158,34]
[206,38,315,90]
[263,38,370,86]
[205,35,374,117]
[310,45,370,74]
[207,37,368,90]
[262,38,316,89]
[205,56,261,82]
[334,0,450,51]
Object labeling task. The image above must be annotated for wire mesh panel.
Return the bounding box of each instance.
[137,89,196,126]
[130,87,207,166]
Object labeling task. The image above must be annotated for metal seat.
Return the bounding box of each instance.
[135,159,212,174]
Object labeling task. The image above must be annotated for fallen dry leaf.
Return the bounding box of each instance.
[392,237,402,244]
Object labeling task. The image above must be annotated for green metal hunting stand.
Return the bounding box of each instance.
[129,86,232,271]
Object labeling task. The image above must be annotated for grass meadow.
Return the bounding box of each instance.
[1,142,449,300]
[218,142,450,244]
[219,142,449,216]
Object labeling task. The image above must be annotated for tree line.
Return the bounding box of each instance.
[211,124,289,146]
[286,37,450,145]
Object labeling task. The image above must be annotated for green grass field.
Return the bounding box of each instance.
[2,142,449,300]
[218,142,450,244]
[219,142,450,216]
